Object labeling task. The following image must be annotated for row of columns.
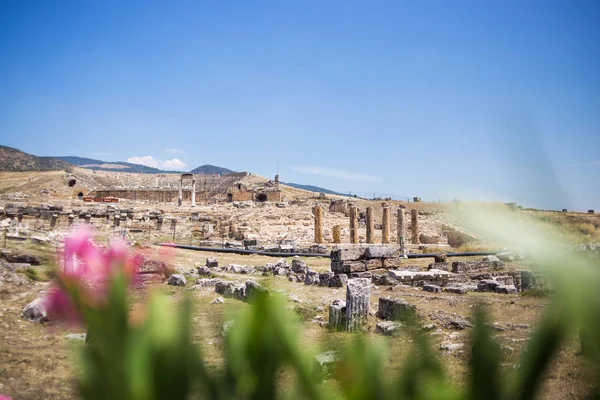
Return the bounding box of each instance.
[178,179,196,207]
[313,205,420,245]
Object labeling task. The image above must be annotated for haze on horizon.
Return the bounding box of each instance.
[1,1,599,211]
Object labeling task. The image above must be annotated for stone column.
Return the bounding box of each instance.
[178,179,183,207]
[346,278,370,332]
[85,214,91,224]
[156,216,163,231]
[366,207,374,244]
[381,206,390,244]
[313,205,323,244]
[191,179,196,207]
[397,208,405,248]
[114,215,120,227]
[68,214,75,227]
[50,214,58,228]
[411,209,420,244]
[332,225,341,243]
[349,206,358,244]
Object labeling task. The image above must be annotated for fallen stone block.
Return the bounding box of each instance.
[377,297,416,322]
[428,262,450,271]
[422,284,441,293]
[482,255,501,262]
[443,286,468,295]
[375,321,402,336]
[476,279,500,292]
[452,261,504,273]
[495,276,514,286]
[319,272,335,287]
[495,285,518,294]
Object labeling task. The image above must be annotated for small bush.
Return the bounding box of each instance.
[521,288,552,298]
[22,267,41,281]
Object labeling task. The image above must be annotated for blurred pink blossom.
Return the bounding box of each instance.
[46,226,141,321]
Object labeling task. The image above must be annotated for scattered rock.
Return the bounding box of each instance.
[211,297,225,304]
[375,321,402,336]
[197,266,211,276]
[65,333,87,341]
[21,297,48,322]
[423,323,436,331]
[291,258,307,274]
[288,293,301,303]
[167,274,187,286]
[206,257,218,268]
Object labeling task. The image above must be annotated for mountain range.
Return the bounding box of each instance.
[0,145,351,197]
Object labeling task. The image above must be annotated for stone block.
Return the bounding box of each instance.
[330,248,364,262]
[363,246,399,259]
[495,285,518,294]
[452,261,504,273]
[377,297,416,322]
[422,284,441,293]
[331,260,366,274]
[476,280,500,292]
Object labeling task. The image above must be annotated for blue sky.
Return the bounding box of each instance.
[1,1,599,210]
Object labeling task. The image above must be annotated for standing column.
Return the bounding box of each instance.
[411,209,420,244]
[349,206,358,244]
[191,179,196,207]
[397,208,405,248]
[178,179,183,206]
[332,225,341,243]
[313,205,323,244]
[366,207,374,244]
[381,206,390,244]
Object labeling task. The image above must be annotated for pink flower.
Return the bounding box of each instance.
[0,394,14,400]
[46,226,140,322]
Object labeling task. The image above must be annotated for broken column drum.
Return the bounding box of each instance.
[156,217,163,231]
[349,206,358,244]
[366,207,375,244]
[346,278,371,332]
[397,208,405,247]
[313,205,324,244]
[332,225,341,244]
[411,209,420,244]
[50,214,58,228]
[382,206,390,244]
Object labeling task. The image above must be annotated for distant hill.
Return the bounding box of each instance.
[282,182,352,197]
[55,156,171,174]
[0,145,72,172]
[190,164,236,175]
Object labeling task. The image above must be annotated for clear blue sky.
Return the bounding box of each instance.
[1,1,599,210]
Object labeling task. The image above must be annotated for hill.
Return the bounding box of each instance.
[281,182,352,197]
[55,156,170,174]
[190,164,236,175]
[0,145,72,172]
